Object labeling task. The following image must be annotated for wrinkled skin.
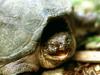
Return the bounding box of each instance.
[38,32,75,68]
[0,31,76,75]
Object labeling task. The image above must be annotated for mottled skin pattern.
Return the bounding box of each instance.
[0,32,76,75]
[38,32,76,68]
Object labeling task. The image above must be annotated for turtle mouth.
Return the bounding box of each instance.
[45,49,70,61]
[39,48,70,69]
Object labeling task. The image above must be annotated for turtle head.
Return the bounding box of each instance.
[38,17,76,68]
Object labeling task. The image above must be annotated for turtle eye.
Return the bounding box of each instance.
[47,43,58,54]
[48,44,56,51]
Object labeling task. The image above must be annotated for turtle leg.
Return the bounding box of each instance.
[0,53,39,75]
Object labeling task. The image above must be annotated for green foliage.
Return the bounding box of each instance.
[86,36,100,43]
[71,0,100,13]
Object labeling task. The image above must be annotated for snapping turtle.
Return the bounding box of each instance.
[0,0,76,75]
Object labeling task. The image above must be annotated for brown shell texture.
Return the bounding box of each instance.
[0,0,72,64]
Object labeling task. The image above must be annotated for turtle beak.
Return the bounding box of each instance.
[45,47,70,61]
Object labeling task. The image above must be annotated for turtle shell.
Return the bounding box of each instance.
[0,0,72,64]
